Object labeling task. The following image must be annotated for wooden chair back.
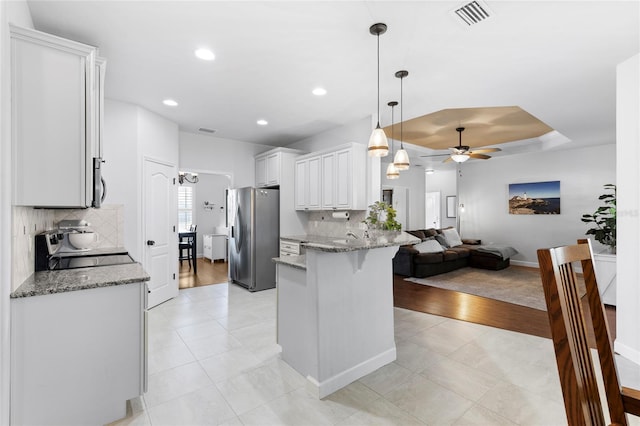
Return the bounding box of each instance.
[537,239,640,425]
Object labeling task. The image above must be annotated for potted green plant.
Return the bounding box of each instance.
[363,201,402,231]
[581,184,616,253]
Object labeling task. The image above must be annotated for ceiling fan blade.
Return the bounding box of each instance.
[469,153,491,159]
[420,153,450,158]
[469,147,502,154]
[442,157,454,163]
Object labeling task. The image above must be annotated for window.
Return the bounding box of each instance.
[178,185,194,231]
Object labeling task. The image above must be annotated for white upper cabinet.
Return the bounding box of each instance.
[255,156,267,187]
[295,143,366,211]
[11,25,103,208]
[295,155,321,210]
[255,148,302,188]
[255,151,281,187]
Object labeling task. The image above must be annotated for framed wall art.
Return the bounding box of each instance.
[508,180,560,215]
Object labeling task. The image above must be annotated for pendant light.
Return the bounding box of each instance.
[367,23,389,157]
[386,101,399,179]
[393,70,410,170]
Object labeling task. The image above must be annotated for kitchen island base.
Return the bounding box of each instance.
[277,245,398,399]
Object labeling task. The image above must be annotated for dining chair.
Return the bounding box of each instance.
[179,226,196,269]
[537,239,640,425]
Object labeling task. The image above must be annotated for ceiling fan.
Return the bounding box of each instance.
[421,127,501,163]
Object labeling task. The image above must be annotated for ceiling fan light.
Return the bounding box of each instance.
[386,162,399,179]
[451,154,470,163]
[368,126,389,157]
[393,149,410,170]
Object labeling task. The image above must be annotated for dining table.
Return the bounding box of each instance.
[178,231,197,274]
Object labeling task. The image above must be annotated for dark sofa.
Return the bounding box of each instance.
[392,228,511,278]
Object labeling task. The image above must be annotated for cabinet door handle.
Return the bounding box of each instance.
[146,240,155,246]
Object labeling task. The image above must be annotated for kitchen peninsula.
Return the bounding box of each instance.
[274,231,419,398]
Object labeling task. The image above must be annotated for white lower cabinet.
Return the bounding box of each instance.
[10,283,146,425]
[280,239,303,257]
[203,234,227,261]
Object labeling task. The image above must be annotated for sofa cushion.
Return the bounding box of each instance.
[442,227,463,247]
[413,252,444,264]
[407,230,426,240]
[462,238,481,245]
[434,234,449,248]
[423,228,439,238]
[442,250,461,261]
[414,240,444,253]
[447,246,471,258]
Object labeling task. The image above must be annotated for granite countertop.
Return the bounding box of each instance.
[280,231,420,253]
[273,254,307,270]
[11,263,150,298]
[274,232,419,269]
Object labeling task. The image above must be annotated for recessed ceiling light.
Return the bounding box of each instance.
[195,48,215,61]
[163,99,178,107]
[257,119,268,126]
[312,87,327,96]
[426,169,435,175]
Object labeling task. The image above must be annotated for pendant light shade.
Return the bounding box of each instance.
[393,70,410,170]
[386,162,399,179]
[368,127,389,157]
[386,101,399,179]
[368,23,388,157]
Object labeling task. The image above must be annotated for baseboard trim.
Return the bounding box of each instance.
[615,339,640,365]
[510,260,538,268]
[305,346,396,399]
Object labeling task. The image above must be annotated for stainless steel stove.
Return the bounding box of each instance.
[35,231,135,271]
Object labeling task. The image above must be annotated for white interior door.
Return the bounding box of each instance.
[425,191,441,229]
[144,159,178,308]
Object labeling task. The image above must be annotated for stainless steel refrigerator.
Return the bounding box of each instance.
[227,187,279,291]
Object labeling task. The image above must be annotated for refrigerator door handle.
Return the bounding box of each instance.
[235,205,243,252]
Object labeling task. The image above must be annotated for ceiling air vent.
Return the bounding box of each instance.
[198,127,217,134]
[452,0,492,26]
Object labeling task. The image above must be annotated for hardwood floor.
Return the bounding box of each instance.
[179,258,228,289]
[393,273,617,343]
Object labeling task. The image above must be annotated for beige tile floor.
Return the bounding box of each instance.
[111,282,640,426]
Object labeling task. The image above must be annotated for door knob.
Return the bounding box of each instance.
[147,240,155,246]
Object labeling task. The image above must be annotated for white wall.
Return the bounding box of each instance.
[615,53,639,365]
[289,116,371,153]
[103,99,179,262]
[103,99,140,259]
[425,169,457,230]
[458,144,615,266]
[381,162,426,230]
[188,173,230,255]
[179,131,265,189]
[1,2,33,422]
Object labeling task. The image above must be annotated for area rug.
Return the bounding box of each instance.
[405,266,586,311]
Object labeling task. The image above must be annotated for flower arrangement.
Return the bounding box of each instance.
[581,184,616,253]
[363,201,401,231]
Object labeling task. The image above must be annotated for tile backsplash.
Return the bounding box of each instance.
[12,204,124,291]
[306,210,367,237]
